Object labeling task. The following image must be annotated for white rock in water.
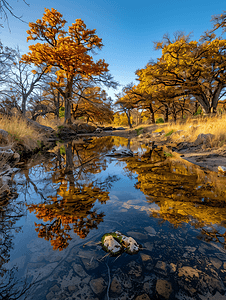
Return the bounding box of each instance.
[218,166,226,173]
[115,231,139,253]
[103,235,121,253]
[121,236,139,253]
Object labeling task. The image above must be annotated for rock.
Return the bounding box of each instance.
[218,166,226,174]
[110,277,122,294]
[115,127,125,130]
[0,129,9,144]
[209,257,222,269]
[46,291,55,300]
[135,294,150,300]
[159,130,165,135]
[90,278,106,295]
[95,127,103,133]
[156,279,172,299]
[75,123,96,133]
[49,285,60,292]
[68,285,78,292]
[144,226,156,236]
[143,278,154,293]
[143,242,153,252]
[116,231,140,254]
[178,266,199,278]
[106,149,133,157]
[203,274,225,294]
[169,263,177,273]
[102,234,122,255]
[127,261,142,278]
[155,261,168,275]
[71,283,95,299]
[152,132,161,137]
[193,133,215,146]
[101,232,141,255]
[140,253,152,262]
[72,263,88,277]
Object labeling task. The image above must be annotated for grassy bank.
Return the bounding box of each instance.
[0,115,47,152]
[152,114,226,148]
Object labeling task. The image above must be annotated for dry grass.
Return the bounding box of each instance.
[37,115,64,131]
[155,114,226,148]
[0,115,46,151]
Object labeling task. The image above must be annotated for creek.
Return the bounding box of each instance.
[1,136,226,300]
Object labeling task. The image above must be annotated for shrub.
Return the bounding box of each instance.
[135,127,144,136]
[60,145,66,155]
[156,117,164,124]
[164,151,173,157]
[194,107,202,116]
[165,130,174,136]
[59,107,65,119]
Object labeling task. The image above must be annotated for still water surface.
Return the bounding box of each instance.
[1,136,226,300]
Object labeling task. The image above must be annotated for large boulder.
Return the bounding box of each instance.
[193,133,215,147]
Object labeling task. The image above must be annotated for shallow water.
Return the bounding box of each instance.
[1,136,226,300]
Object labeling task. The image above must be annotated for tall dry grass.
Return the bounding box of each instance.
[0,115,46,151]
[36,115,64,131]
[156,114,226,148]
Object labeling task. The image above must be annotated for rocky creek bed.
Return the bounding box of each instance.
[1,128,226,299]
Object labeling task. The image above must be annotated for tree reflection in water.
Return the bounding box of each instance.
[0,194,24,277]
[26,137,119,251]
[0,193,36,299]
[124,146,226,248]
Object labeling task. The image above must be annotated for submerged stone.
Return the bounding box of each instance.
[156,279,172,299]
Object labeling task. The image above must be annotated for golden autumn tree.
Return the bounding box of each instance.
[115,84,138,128]
[71,81,114,124]
[137,31,226,114]
[21,8,109,124]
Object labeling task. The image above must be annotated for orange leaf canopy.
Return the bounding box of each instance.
[21,8,109,81]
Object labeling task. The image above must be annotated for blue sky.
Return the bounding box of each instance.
[0,0,225,100]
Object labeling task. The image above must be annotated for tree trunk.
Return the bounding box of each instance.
[56,92,60,119]
[212,83,223,113]
[194,101,198,114]
[164,105,169,123]
[64,80,73,124]
[22,95,27,115]
[148,104,155,124]
[126,111,132,128]
[64,95,72,124]
[196,95,211,114]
